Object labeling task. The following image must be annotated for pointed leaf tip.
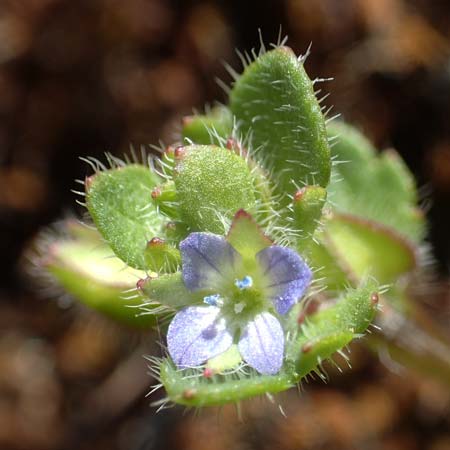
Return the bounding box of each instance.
[227,210,272,259]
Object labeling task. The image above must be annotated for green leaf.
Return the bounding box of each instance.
[137,272,202,309]
[86,164,163,270]
[46,237,154,328]
[159,359,294,407]
[324,214,417,284]
[327,121,425,242]
[296,332,354,378]
[163,220,190,244]
[144,237,181,273]
[305,238,349,290]
[230,47,331,201]
[308,214,417,288]
[289,280,379,374]
[174,145,257,234]
[182,106,232,146]
[292,185,327,243]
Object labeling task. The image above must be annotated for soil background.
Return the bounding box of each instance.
[0,1,449,449]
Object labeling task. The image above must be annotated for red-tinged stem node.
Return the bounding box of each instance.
[370,292,379,306]
[182,388,197,400]
[151,187,161,199]
[136,278,147,291]
[147,237,165,247]
[294,187,307,202]
[84,175,95,192]
[174,146,186,159]
[203,368,214,378]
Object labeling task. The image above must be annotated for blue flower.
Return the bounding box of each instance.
[167,214,312,375]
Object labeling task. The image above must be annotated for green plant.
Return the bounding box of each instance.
[29,38,450,409]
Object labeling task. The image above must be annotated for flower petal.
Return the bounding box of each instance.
[180,232,241,291]
[256,246,312,315]
[167,306,233,368]
[238,312,284,375]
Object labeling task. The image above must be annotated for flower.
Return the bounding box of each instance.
[167,211,312,375]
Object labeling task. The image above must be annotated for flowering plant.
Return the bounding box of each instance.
[30,36,449,409]
[168,211,311,375]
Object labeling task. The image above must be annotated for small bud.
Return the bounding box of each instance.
[294,187,306,202]
[151,187,161,199]
[174,146,185,159]
[84,175,95,192]
[182,388,197,400]
[147,237,165,247]
[136,275,156,291]
[370,292,379,306]
[226,137,240,152]
[203,367,214,378]
[136,278,146,291]
[292,185,327,242]
[302,342,313,353]
[226,137,247,157]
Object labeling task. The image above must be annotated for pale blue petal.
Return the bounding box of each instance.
[256,246,312,315]
[167,306,233,368]
[180,233,241,291]
[238,312,284,375]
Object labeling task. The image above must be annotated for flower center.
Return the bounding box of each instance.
[202,274,266,333]
[234,275,253,290]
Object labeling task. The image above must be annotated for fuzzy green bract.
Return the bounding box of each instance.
[230,47,331,202]
[86,164,164,270]
[174,145,257,233]
[86,165,163,270]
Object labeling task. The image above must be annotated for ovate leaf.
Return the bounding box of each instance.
[86,164,163,269]
[230,47,331,202]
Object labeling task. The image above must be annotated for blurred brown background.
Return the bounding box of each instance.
[0,1,449,449]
